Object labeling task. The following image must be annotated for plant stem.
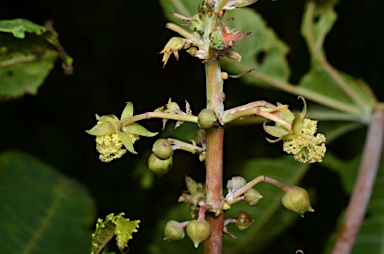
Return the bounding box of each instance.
[331,108,384,254]
[119,111,198,126]
[203,6,225,253]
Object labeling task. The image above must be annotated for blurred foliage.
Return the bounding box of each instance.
[0,0,383,253]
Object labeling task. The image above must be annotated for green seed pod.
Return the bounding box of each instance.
[244,188,263,206]
[235,211,254,230]
[198,109,217,129]
[186,220,212,248]
[164,220,185,241]
[147,153,173,177]
[152,139,173,160]
[281,186,314,217]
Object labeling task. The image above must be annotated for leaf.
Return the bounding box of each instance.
[121,102,134,119]
[224,156,311,254]
[123,123,158,137]
[299,1,376,110]
[0,151,95,254]
[0,19,47,39]
[91,213,140,254]
[0,34,57,100]
[0,19,74,100]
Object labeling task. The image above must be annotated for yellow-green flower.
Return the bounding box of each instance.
[263,97,326,163]
[86,102,157,162]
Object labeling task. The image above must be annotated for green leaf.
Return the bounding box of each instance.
[121,102,134,119]
[91,213,140,254]
[299,1,376,111]
[0,19,73,100]
[124,123,158,137]
[224,156,311,254]
[0,151,95,254]
[0,34,57,100]
[0,19,47,39]
[86,121,116,136]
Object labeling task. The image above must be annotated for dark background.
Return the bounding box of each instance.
[1,0,383,253]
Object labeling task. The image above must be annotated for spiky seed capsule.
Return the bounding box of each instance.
[198,109,217,129]
[235,211,255,230]
[281,186,314,217]
[152,139,173,160]
[164,220,185,241]
[244,188,263,206]
[147,153,173,177]
[186,220,212,248]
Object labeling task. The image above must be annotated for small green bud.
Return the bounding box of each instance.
[244,188,263,206]
[186,220,212,248]
[189,13,204,34]
[195,129,206,145]
[198,109,217,129]
[281,186,314,217]
[152,139,173,160]
[164,220,185,241]
[227,176,246,193]
[235,211,254,230]
[148,153,173,176]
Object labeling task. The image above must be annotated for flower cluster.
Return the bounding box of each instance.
[263,97,326,163]
[86,102,157,162]
[283,119,326,163]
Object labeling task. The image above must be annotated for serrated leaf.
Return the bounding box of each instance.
[91,212,140,254]
[0,19,47,39]
[121,102,134,119]
[0,151,95,254]
[115,217,140,250]
[86,121,116,136]
[124,122,158,137]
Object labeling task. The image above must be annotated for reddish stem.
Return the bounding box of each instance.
[331,109,384,254]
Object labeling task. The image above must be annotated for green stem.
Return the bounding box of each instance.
[203,7,225,254]
[119,112,198,126]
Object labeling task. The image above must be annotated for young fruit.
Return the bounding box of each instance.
[186,220,211,248]
[198,109,217,129]
[147,153,173,176]
[164,220,185,241]
[281,186,314,217]
[152,138,173,160]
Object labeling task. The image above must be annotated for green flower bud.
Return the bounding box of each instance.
[152,139,173,160]
[198,109,217,129]
[186,220,212,248]
[227,176,246,193]
[244,188,263,206]
[195,129,206,145]
[147,153,173,177]
[164,220,185,241]
[281,186,314,217]
[235,211,254,230]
